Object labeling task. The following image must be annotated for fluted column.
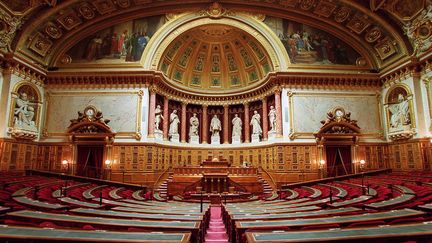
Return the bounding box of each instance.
[202,105,208,144]
[262,98,268,141]
[275,88,283,137]
[181,102,187,143]
[223,105,229,144]
[147,89,156,138]
[244,102,250,143]
[163,97,169,140]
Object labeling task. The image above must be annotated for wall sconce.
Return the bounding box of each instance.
[105,160,112,168]
[360,159,366,169]
[319,160,325,169]
[61,160,68,165]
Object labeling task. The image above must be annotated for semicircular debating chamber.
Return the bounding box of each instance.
[1,1,432,242]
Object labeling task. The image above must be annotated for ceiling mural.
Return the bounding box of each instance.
[65,15,165,64]
[265,17,361,65]
[0,0,429,73]
[158,24,273,91]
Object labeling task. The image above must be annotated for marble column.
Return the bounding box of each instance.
[162,97,169,140]
[202,105,208,144]
[275,88,283,137]
[181,102,187,143]
[262,98,268,141]
[223,105,229,144]
[147,89,156,138]
[244,102,250,143]
[0,67,12,138]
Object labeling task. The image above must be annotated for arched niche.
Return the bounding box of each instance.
[384,84,415,140]
[7,81,42,140]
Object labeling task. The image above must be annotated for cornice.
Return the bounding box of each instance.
[45,70,381,104]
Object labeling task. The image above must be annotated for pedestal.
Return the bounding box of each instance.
[189,135,199,144]
[232,135,241,144]
[170,134,180,143]
[251,134,260,143]
[154,129,163,140]
[211,134,220,145]
[268,130,276,141]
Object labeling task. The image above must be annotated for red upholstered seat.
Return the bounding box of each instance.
[39,221,59,229]
[82,224,96,230]
[389,217,425,225]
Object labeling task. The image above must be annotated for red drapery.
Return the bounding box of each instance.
[76,145,104,178]
[326,146,351,177]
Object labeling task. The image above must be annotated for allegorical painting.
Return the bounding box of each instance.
[264,17,360,65]
[66,15,166,64]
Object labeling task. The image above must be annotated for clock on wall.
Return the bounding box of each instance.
[84,106,97,118]
[333,107,345,118]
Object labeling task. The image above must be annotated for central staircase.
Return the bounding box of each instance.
[204,206,229,243]
[154,174,172,201]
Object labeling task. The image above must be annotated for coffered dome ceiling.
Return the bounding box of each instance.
[158,25,273,91]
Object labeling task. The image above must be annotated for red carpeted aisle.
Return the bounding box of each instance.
[204,206,229,243]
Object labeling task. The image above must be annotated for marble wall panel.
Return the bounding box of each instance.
[46,92,139,134]
[292,93,380,134]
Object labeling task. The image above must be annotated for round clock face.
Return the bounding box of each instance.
[335,109,344,117]
[85,107,95,117]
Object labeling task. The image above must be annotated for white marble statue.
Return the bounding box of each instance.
[14,92,36,128]
[389,94,410,130]
[189,113,199,138]
[154,105,163,131]
[268,105,276,132]
[210,114,222,137]
[169,110,180,136]
[250,110,262,136]
[232,114,242,137]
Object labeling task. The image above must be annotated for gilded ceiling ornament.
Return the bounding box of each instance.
[278,0,297,7]
[0,8,22,52]
[28,32,53,57]
[313,1,337,17]
[60,54,72,65]
[117,0,131,8]
[56,10,82,30]
[334,6,351,23]
[403,4,432,55]
[299,0,315,11]
[347,14,371,34]
[365,26,382,43]
[78,3,95,20]
[44,22,62,39]
[206,2,226,19]
[91,0,117,15]
[374,37,396,60]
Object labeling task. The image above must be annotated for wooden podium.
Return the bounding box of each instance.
[201,157,230,167]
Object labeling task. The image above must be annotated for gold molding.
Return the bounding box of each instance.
[288,91,382,140]
[44,90,142,139]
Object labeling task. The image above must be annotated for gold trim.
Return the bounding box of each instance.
[288,91,381,140]
[44,90,142,139]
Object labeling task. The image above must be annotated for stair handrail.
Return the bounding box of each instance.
[153,168,171,190]
[183,179,203,193]
[259,166,277,191]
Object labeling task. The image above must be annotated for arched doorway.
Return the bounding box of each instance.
[314,107,360,178]
[66,106,115,179]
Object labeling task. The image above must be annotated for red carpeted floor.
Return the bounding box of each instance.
[204,206,229,243]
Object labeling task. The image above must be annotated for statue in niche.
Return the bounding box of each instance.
[210,114,222,137]
[14,92,37,128]
[189,113,199,138]
[169,110,180,136]
[232,114,242,137]
[268,105,276,132]
[154,105,163,132]
[250,110,262,136]
[389,93,410,129]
